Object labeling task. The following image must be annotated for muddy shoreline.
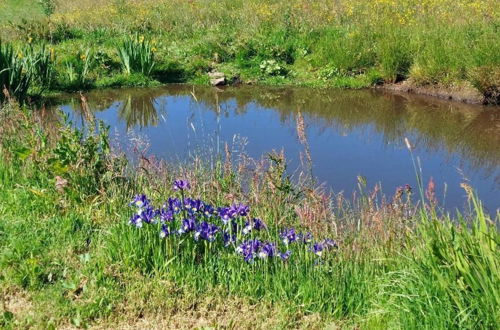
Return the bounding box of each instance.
[376,80,492,105]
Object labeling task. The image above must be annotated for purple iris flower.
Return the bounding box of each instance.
[167,197,182,213]
[191,199,203,213]
[279,250,292,261]
[310,239,338,257]
[202,204,215,217]
[280,228,298,245]
[173,180,190,191]
[183,198,203,213]
[178,217,197,234]
[140,206,157,224]
[252,218,266,231]
[259,242,277,258]
[236,239,262,262]
[223,231,237,247]
[194,221,219,242]
[130,194,150,209]
[311,243,325,256]
[183,198,195,211]
[300,232,313,244]
[218,207,236,224]
[160,224,170,238]
[158,207,174,222]
[230,203,250,216]
[129,214,143,228]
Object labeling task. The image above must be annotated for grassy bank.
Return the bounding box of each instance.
[0,0,499,104]
[0,101,499,328]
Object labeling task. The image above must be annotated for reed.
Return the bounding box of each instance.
[0,41,31,104]
[117,34,156,76]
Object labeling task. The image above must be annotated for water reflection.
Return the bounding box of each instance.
[53,85,500,211]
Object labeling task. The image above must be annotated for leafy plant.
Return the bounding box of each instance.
[38,0,56,17]
[117,34,156,76]
[259,59,287,77]
[0,41,32,104]
[65,49,95,86]
[22,44,55,94]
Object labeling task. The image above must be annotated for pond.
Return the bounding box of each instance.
[53,85,500,213]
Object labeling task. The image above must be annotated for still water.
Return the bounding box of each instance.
[54,85,500,212]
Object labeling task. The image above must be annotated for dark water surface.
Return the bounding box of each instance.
[53,85,500,212]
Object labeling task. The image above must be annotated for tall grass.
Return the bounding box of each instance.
[0,103,498,327]
[0,41,56,103]
[0,41,31,104]
[22,43,55,94]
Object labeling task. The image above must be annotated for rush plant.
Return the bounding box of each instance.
[117,34,156,76]
[0,41,32,104]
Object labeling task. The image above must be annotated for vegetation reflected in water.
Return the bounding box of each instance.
[54,85,500,211]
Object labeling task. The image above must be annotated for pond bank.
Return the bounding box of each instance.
[2,0,500,107]
[377,80,488,105]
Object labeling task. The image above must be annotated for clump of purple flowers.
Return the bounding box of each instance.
[128,180,338,263]
[236,239,280,262]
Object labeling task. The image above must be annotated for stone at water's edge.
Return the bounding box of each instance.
[208,72,226,86]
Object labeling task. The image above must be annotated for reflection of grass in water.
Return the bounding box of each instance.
[118,94,159,129]
[55,86,500,182]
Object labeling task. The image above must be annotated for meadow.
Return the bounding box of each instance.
[1,1,500,328]
[0,0,499,103]
[0,99,499,328]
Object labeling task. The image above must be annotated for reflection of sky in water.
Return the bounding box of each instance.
[57,86,500,213]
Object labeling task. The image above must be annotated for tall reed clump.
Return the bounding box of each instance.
[22,44,55,94]
[117,35,156,76]
[377,193,500,328]
[0,41,31,104]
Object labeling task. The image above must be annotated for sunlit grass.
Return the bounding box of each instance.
[0,0,498,99]
[0,104,498,328]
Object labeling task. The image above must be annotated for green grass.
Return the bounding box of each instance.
[0,0,499,103]
[0,103,498,328]
[0,0,43,23]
